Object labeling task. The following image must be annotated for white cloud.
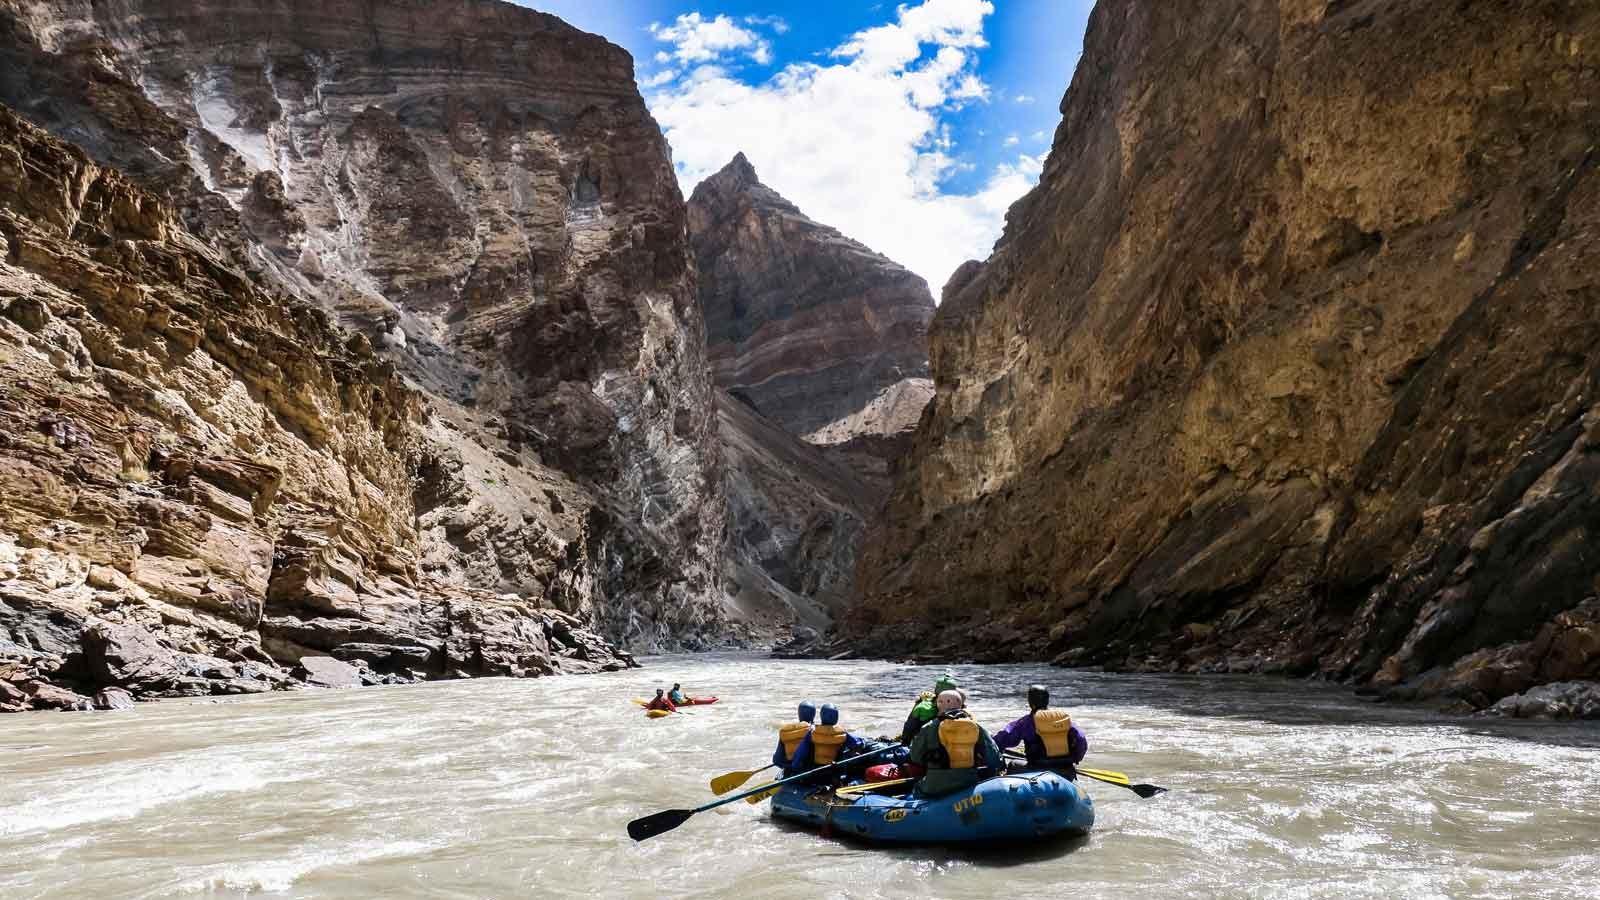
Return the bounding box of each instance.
[649,12,772,66]
[743,14,790,35]
[1014,94,1035,103]
[640,69,679,89]
[648,0,1042,295]
[1004,133,1019,146]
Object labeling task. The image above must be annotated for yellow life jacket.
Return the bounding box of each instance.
[810,724,847,765]
[938,718,980,769]
[1033,709,1073,758]
[779,722,812,763]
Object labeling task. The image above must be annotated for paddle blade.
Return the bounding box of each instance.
[709,769,758,795]
[744,783,781,804]
[627,808,694,842]
[631,698,647,707]
[1130,783,1168,799]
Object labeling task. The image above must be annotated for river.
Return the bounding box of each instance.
[2,654,1597,899]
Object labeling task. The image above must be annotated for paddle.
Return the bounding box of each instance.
[744,781,783,804]
[627,744,901,841]
[1004,751,1167,798]
[709,764,774,795]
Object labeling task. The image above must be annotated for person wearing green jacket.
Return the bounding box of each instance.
[907,689,1002,797]
[898,673,959,744]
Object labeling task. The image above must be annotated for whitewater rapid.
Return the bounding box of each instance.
[3,654,1597,898]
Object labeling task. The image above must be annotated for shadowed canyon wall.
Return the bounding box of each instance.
[848,0,1600,711]
[0,0,743,710]
[689,153,935,493]
[689,154,936,628]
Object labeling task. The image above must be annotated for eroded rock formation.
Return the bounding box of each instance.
[689,153,934,492]
[0,0,732,658]
[689,154,934,630]
[718,394,870,631]
[848,0,1600,711]
[0,108,633,711]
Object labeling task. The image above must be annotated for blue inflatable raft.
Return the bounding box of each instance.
[770,771,1093,844]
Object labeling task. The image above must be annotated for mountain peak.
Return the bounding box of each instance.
[721,151,760,186]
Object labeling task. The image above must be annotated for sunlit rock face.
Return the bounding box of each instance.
[0,0,736,691]
[0,108,639,711]
[847,0,1600,709]
[688,153,935,495]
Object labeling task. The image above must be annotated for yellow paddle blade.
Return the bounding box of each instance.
[631,698,647,706]
[744,783,782,804]
[834,777,916,795]
[1079,767,1131,785]
[709,769,760,795]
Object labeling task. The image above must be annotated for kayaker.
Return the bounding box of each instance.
[785,703,867,784]
[898,672,959,744]
[995,684,1088,775]
[907,689,1001,797]
[668,683,688,705]
[771,700,817,769]
[644,688,677,713]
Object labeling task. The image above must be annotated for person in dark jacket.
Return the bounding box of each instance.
[772,700,817,769]
[907,689,1001,797]
[994,684,1088,774]
[785,703,867,784]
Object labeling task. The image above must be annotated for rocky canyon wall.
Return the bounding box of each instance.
[689,153,935,492]
[848,0,1600,711]
[0,0,735,659]
[688,154,935,628]
[0,108,633,712]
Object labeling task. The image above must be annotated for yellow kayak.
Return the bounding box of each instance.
[645,709,672,719]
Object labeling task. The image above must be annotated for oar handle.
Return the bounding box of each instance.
[691,743,902,813]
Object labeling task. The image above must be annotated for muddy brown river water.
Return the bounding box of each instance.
[3,654,1597,898]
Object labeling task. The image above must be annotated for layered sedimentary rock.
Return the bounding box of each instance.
[689,153,934,491]
[689,155,932,628]
[849,0,1600,710]
[0,108,633,711]
[0,0,732,658]
[718,394,870,631]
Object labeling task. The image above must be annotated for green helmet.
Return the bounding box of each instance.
[934,673,958,694]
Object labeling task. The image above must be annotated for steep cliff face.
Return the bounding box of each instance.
[0,108,636,712]
[718,394,869,630]
[689,153,934,491]
[687,154,934,631]
[0,0,731,652]
[849,0,1600,710]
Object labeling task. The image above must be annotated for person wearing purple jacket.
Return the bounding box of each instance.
[994,685,1088,775]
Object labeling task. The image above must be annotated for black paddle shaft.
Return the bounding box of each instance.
[627,743,901,841]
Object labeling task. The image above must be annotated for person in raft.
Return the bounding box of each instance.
[995,684,1088,775]
[668,683,688,705]
[784,703,867,785]
[772,700,817,769]
[899,672,959,744]
[644,688,677,713]
[907,689,1002,797]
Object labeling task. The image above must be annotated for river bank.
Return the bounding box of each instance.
[3,654,1597,899]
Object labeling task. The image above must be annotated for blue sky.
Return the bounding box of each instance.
[519,1,1094,293]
